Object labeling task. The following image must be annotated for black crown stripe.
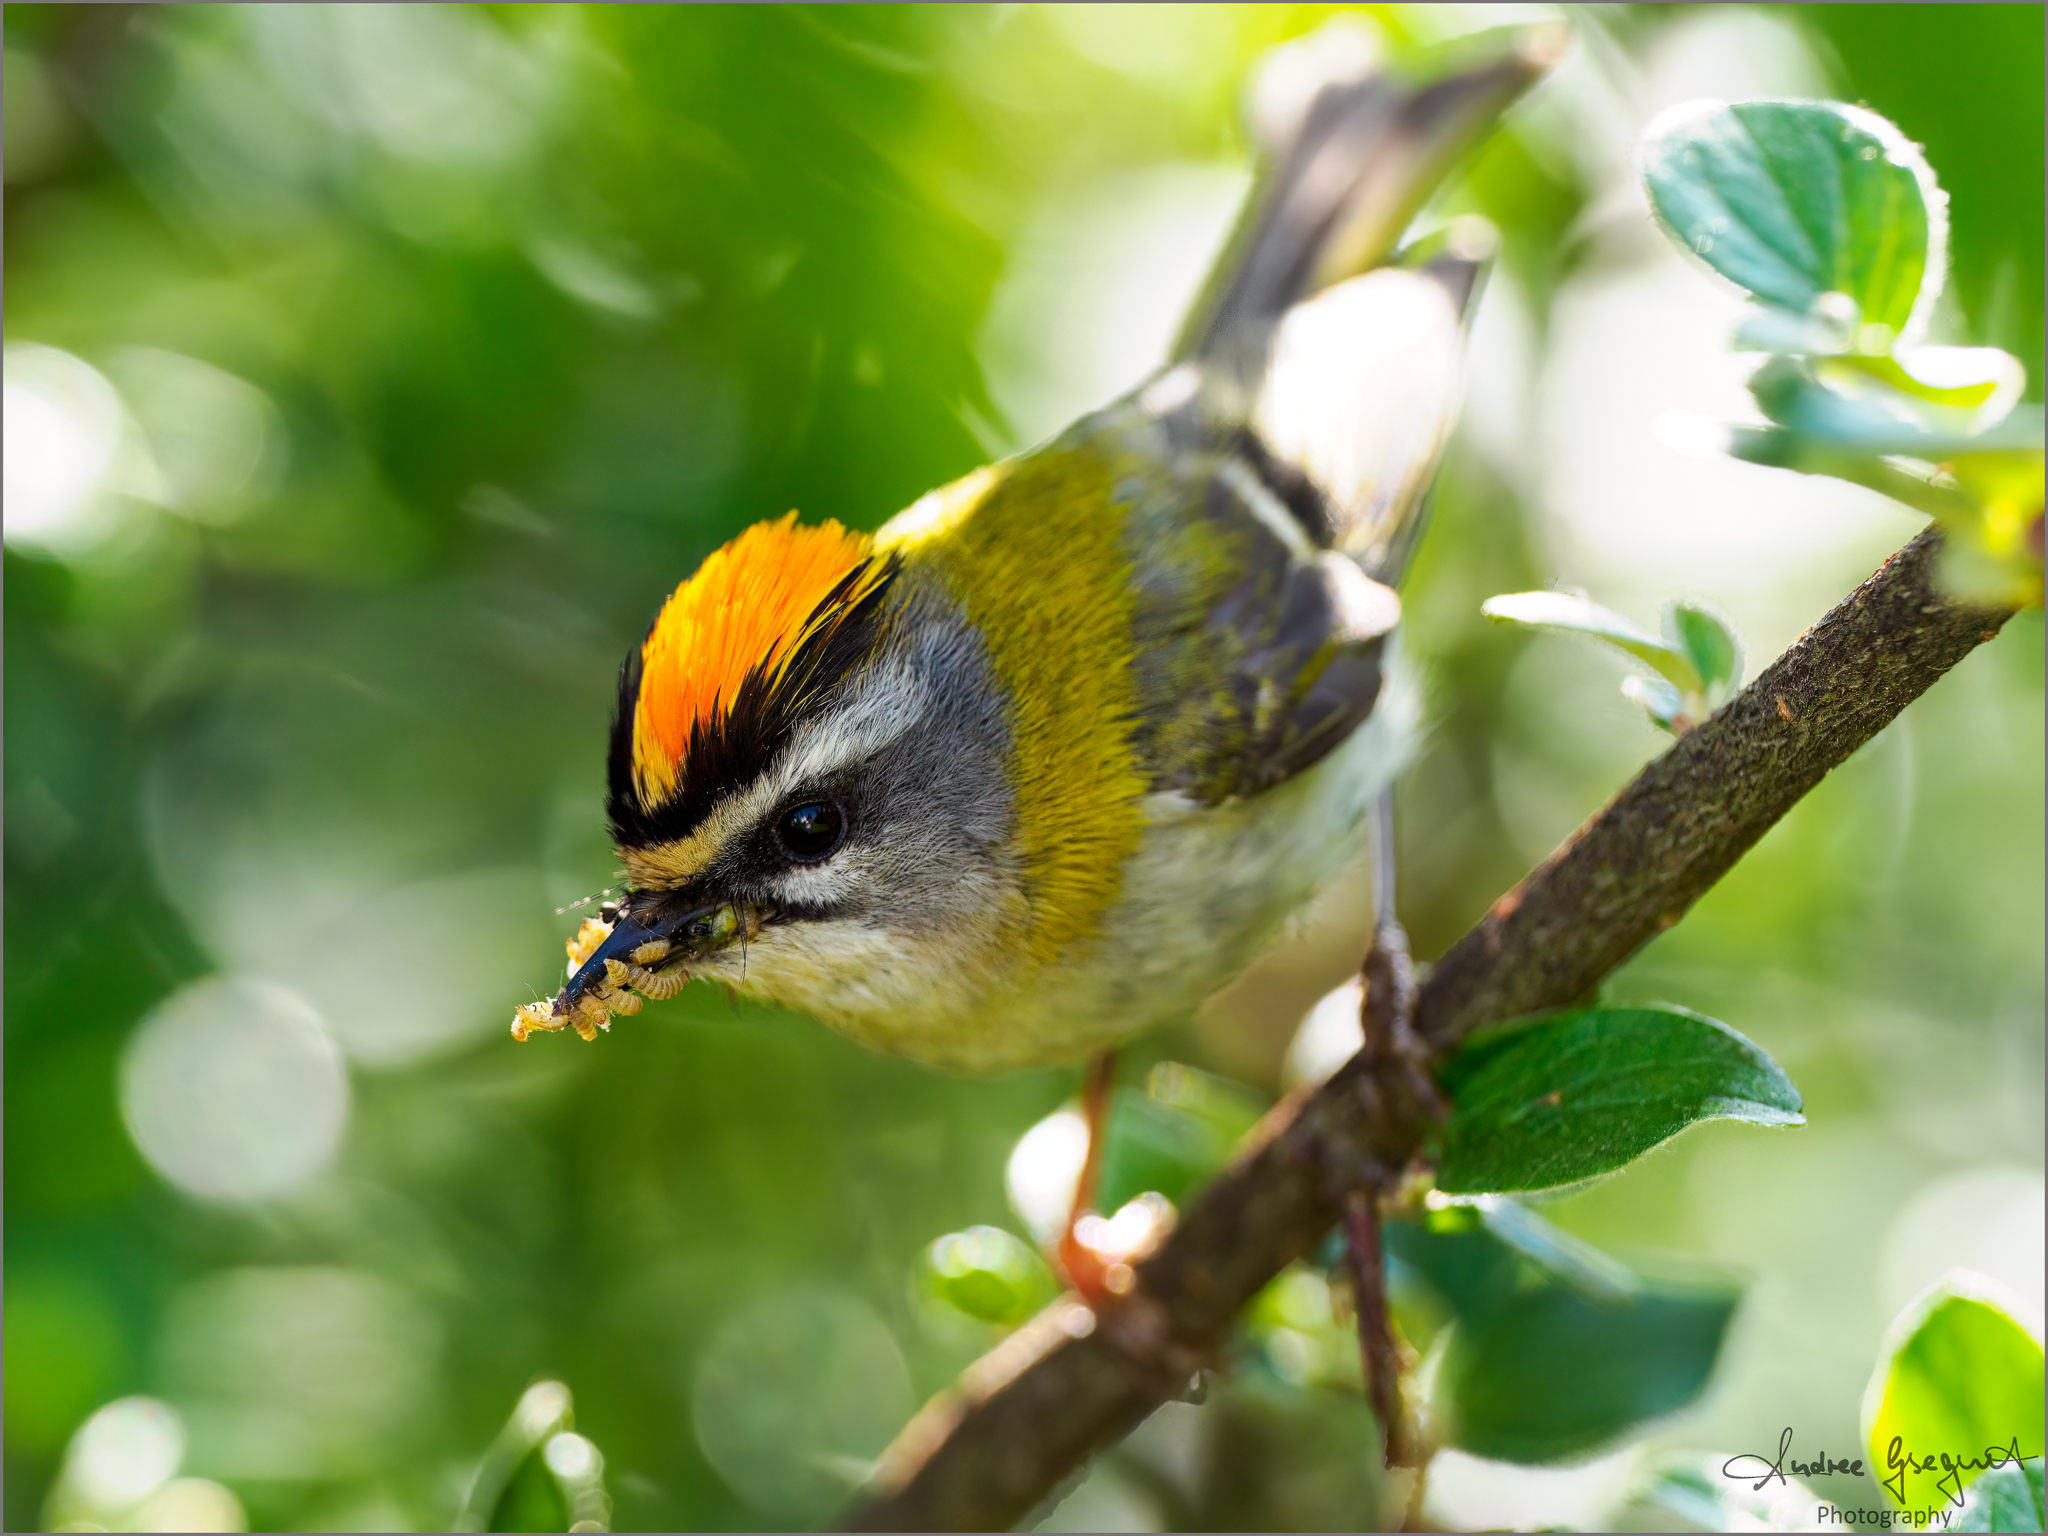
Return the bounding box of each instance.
[605,553,899,852]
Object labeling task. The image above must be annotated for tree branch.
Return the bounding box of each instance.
[842,525,2014,1533]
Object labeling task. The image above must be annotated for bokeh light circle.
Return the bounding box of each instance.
[1285,976,1366,1087]
[1005,1107,1089,1248]
[690,1285,911,1521]
[3,343,128,549]
[62,1396,185,1512]
[131,1477,247,1533]
[544,1431,600,1481]
[120,975,349,1202]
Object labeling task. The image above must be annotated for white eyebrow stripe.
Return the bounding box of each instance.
[687,656,929,865]
[782,655,929,785]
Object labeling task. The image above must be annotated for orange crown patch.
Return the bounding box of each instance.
[630,513,882,810]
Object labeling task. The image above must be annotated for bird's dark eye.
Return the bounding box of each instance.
[776,800,845,862]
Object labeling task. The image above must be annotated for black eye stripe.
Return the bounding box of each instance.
[776,800,845,863]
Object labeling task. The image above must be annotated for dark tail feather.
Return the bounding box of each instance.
[1174,33,1556,381]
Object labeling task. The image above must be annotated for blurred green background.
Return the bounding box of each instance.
[5,5,2041,1532]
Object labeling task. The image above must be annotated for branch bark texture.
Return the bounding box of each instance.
[842,525,2013,1533]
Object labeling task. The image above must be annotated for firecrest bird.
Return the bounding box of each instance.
[514,36,1551,1074]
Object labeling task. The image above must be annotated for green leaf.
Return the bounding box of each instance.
[1956,1460,2047,1533]
[1442,1274,1740,1465]
[1386,1202,1740,1464]
[1436,1005,1803,1195]
[1863,1272,2046,1511]
[921,1225,1056,1328]
[490,1443,573,1533]
[1823,347,2026,422]
[1476,1194,1640,1297]
[1731,296,1859,356]
[1641,99,1946,339]
[1749,354,1931,443]
[1749,348,2027,460]
[1665,604,1742,697]
[1729,403,2047,468]
[1097,1062,1264,1214]
[1941,448,2047,608]
[1481,591,1703,693]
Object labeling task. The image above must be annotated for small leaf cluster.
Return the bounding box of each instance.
[1366,1002,1802,1465]
[1482,96,2039,735]
[910,1001,1803,1488]
[1641,98,2044,607]
[1195,1009,1794,1463]
[1390,103,2042,1504]
[1480,591,1743,734]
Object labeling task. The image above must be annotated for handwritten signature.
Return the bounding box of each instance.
[1724,1427,1864,1490]
[1724,1427,2042,1510]
[1880,1433,2036,1507]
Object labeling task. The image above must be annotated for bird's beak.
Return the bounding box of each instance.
[515,894,758,1041]
[559,897,735,1009]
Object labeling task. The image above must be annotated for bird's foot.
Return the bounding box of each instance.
[1360,916,1441,1116]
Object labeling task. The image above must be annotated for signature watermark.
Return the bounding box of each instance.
[1876,1432,2036,1508]
[1725,1426,1866,1487]
[1812,1504,1957,1530]
[1721,1426,2042,1529]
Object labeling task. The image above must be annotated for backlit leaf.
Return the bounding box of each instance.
[1481,591,1702,693]
[1621,673,1687,733]
[1642,99,1945,338]
[1665,603,1742,696]
[920,1225,1057,1329]
[1863,1273,2045,1512]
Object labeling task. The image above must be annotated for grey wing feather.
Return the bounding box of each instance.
[1094,397,1398,804]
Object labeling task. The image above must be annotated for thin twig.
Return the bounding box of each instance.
[842,525,2013,1533]
[1344,1185,1410,1466]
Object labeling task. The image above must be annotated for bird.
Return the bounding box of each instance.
[513,33,1551,1097]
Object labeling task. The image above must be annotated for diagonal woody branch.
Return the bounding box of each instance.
[842,524,2015,1534]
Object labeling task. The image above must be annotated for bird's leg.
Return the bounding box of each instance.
[1056,1047,1119,1303]
[1362,786,1436,1108]
[1347,788,1437,1473]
